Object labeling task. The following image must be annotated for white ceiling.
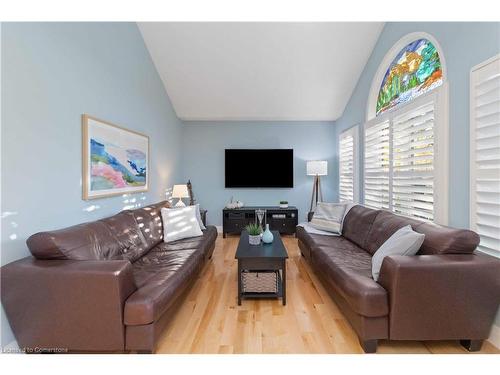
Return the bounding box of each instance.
[138,22,384,121]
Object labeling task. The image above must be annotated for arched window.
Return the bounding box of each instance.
[376,38,443,116]
[361,33,449,225]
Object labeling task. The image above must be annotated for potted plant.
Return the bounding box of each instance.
[279,200,289,209]
[246,223,262,245]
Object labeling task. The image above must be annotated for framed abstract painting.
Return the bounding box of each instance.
[82,114,149,200]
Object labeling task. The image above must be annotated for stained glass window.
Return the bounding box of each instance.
[376,38,443,116]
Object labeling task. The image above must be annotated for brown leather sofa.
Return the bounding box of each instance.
[1,201,217,353]
[297,205,500,353]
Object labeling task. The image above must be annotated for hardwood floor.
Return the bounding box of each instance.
[155,234,499,354]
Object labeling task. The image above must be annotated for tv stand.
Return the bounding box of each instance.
[222,206,298,238]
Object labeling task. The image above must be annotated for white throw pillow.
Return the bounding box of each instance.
[309,202,347,234]
[371,225,425,281]
[161,206,203,243]
[194,204,206,230]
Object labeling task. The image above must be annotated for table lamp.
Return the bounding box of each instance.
[306,160,327,212]
[172,184,189,207]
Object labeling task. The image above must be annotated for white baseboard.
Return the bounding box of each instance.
[487,323,500,349]
[215,225,223,234]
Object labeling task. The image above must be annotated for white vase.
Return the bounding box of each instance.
[262,224,274,244]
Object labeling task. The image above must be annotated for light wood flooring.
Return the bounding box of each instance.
[156,234,499,354]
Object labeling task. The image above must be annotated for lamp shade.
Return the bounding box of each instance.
[172,184,189,198]
[306,160,328,176]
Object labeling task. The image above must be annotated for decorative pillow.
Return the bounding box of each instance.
[161,206,203,243]
[194,204,206,230]
[371,225,425,281]
[309,202,347,234]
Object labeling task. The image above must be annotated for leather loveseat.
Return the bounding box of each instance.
[297,205,500,353]
[1,201,217,353]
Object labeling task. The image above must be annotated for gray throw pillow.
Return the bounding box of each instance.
[194,204,206,230]
[309,202,347,234]
[372,225,425,281]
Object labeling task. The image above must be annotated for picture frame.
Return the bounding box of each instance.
[82,114,149,200]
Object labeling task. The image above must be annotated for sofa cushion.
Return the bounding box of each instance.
[296,226,342,255]
[131,201,170,249]
[365,209,480,255]
[341,205,380,252]
[154,226,217,258]
[100,211,150,263]
[26,220,125,260]
[26,202,168,261]
[125,248,205,325]
[296,225,315,251]
[364,210,425,255]
[312,237,388,317]
[416,222,480,255]
[313,237,372,278]
[124,226,217,325]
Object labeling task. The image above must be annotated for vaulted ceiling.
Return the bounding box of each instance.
[138,22,384,121]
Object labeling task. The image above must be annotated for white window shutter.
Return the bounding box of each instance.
[339,126,359,203]
[362,85,447,223]
[392,102,435,221]
[339,132,354,202]
[364,120,390,209]
[470,55,500,257]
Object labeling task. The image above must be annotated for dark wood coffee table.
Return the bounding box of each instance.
[235,230,288,305]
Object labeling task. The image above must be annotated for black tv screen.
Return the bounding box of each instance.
[225,149,294,188]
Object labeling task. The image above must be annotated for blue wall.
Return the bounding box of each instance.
[333,22,500,329]
[181,121,335,225]
[0,23,183,347]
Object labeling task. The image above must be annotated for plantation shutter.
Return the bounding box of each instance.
[470,55,500,257]
[364,120,390,209]
[339,127,358,202]
[392,102,435,221]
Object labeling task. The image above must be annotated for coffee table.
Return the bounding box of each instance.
[235,230,288,305]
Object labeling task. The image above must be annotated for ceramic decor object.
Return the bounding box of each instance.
[262,224,274,244]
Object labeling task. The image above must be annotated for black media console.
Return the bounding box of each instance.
[222,206,298,238]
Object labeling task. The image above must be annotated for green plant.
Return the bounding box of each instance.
[279,200,288,204]
[245,223,262,236]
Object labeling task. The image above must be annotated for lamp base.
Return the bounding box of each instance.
[309,175,323,212]
[174,199,186,207]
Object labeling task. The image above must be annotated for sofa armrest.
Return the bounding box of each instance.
[1,257,137,352]
[377,254,500,340]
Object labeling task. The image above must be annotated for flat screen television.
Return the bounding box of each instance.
[225,149,294,188]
